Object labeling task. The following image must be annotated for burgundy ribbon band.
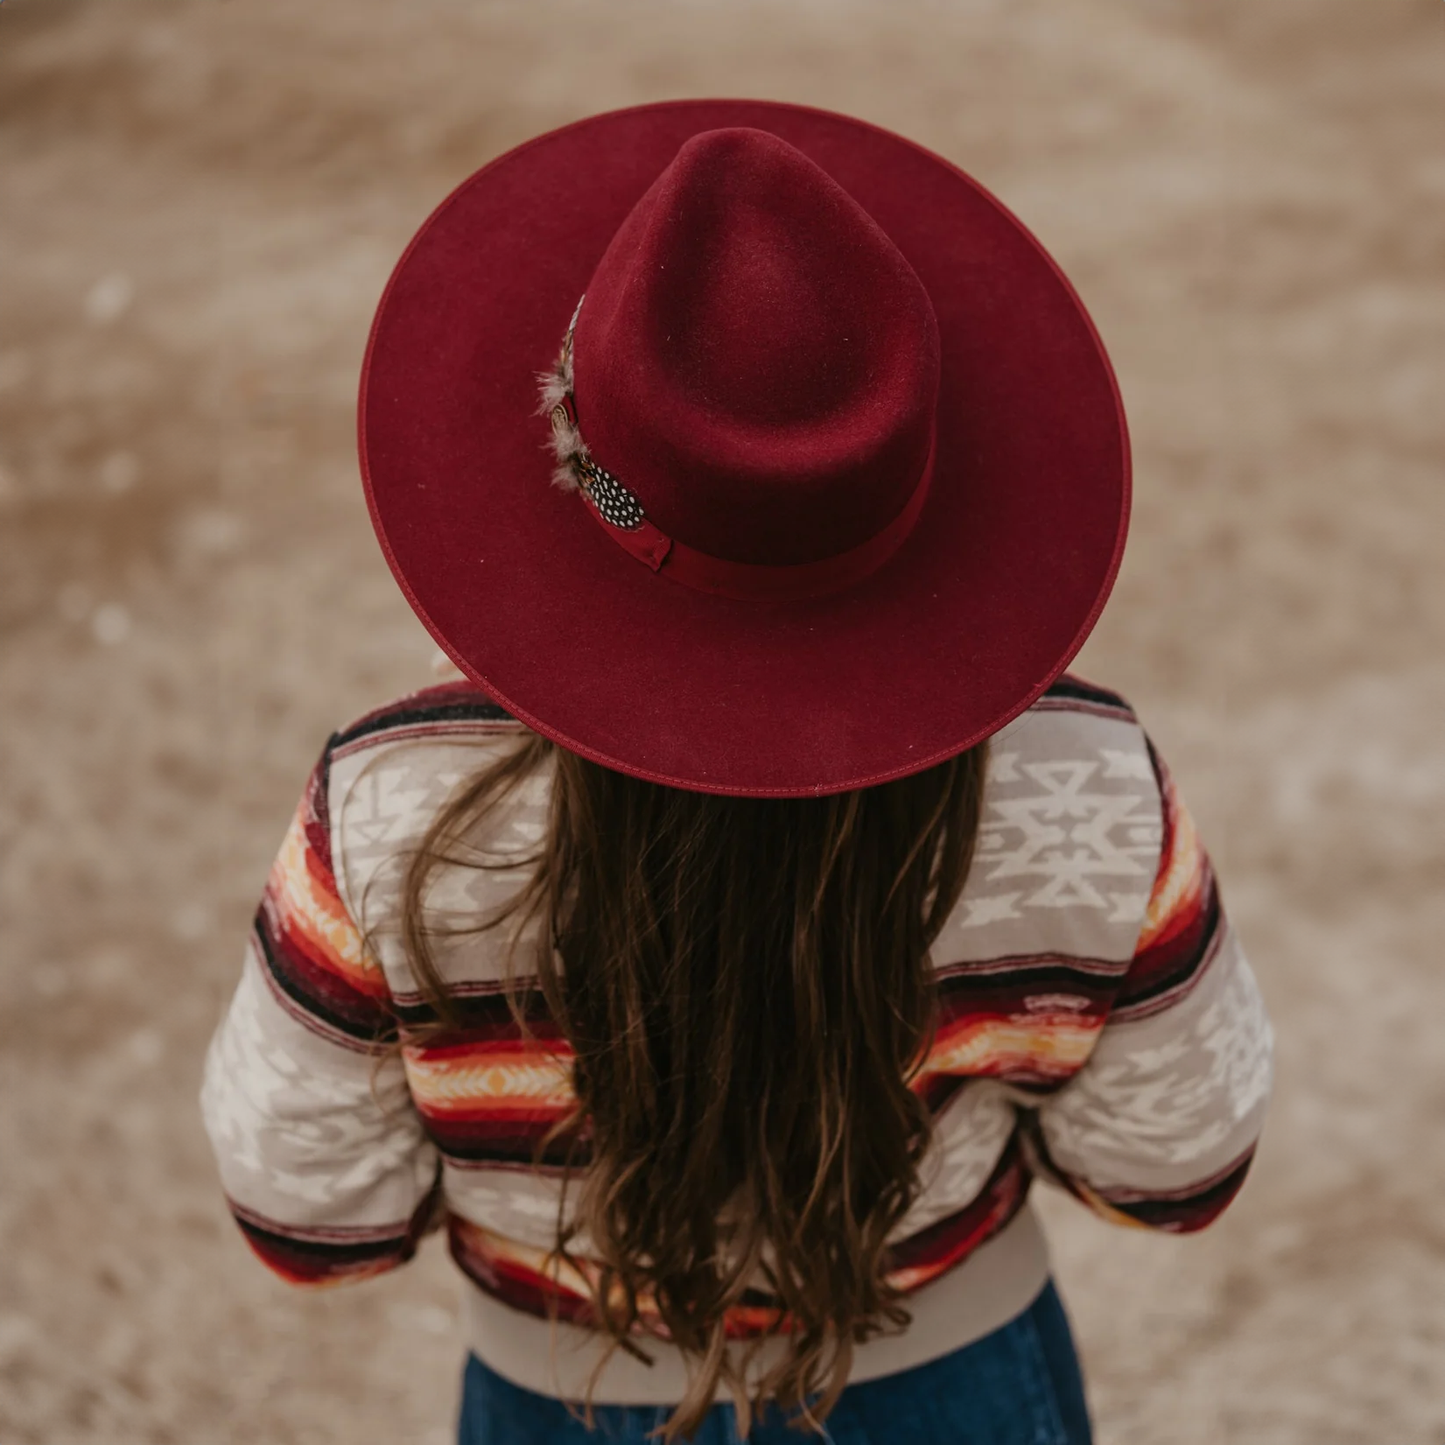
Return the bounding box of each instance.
[575,430,936,602]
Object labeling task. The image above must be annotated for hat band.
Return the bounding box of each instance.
[541,303,935,602]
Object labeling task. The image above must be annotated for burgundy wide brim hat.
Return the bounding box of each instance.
[360,100,1129,797]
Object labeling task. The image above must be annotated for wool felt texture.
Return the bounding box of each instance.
[540,221,942,601]
[359,99,1130,796]
[574,127,940,567]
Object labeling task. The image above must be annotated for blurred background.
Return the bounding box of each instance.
[1,1,1441,1441]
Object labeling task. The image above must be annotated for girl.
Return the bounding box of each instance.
[202,103,1272,1445]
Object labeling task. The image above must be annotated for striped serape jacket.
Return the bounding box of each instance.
[200,675,1273,1403]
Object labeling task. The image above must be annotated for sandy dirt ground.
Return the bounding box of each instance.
[1,1,1441,1440]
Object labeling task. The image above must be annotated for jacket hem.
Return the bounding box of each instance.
[458,1201,1051,1405]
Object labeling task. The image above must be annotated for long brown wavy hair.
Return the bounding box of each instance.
[399,730,987,1441]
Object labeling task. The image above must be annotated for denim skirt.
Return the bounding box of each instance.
[457,1279,1092,1445]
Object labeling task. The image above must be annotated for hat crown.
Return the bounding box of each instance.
[572,128,941,567]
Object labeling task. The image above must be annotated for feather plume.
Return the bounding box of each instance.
[536,303,588,492]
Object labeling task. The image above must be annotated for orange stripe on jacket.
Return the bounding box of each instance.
[920,1012,1103,1083]
[267,794,389,1000]
[404,1040,576,1120]
[1134,764,1206,954]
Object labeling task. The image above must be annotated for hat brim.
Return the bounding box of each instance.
[360,100,1129,797]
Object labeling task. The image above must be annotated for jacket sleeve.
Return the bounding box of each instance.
[1026,744,1273,1231]
[200,741,440,1285]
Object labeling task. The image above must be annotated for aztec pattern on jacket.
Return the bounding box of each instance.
[201,676,1273,1331]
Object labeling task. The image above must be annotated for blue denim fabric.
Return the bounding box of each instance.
[457,1280,1092,1445]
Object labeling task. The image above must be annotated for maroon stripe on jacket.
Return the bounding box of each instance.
[253,902,396,1044]
[330,681,517,750]
[227,1189,437,1285]
[886,1137,1030,1280]
[1093,1148,1259,1233]
[1039,673,1136,720]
